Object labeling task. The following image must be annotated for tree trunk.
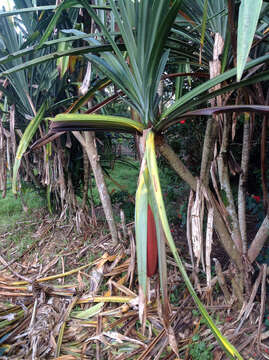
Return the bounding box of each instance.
[73,131,118,246]
[77,58,118,245]
[217,115,243,253]
[199,117,218,185]
[248,215,269,263]
[82,147,89,210]
[238,113,250,254]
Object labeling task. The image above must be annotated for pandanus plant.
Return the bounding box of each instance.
[2,0,269,358]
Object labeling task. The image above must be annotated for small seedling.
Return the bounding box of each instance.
[189,335,213,360]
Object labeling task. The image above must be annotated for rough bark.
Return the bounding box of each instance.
[76,56,118,244]
[248,215,269,263]
[209,33,224,108]
[73,131,118,246]
[238,113,250,254]
[200,31,221,187]
[82,147,89,210]
[200,118,218,185]
[217,116,243,252]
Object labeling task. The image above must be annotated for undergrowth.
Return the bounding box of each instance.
[0,181,46,258]
[0,182,45,228]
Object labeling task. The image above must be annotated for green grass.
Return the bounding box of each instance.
[0,181,46,258]
[0,184,45,228]
[0,191,23,227]
[92,159,140,202]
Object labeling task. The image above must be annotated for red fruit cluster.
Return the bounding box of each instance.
[252,195,261,202]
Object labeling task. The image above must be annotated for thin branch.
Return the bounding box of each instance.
[248,215,269,263]
[238,113,250,254]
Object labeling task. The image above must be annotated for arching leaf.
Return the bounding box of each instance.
[12,102,47,194]
[49,113,145,134]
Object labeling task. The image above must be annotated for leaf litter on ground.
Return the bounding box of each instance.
[0,209,268,359]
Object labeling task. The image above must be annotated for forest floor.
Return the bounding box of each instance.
[0,195,268,359]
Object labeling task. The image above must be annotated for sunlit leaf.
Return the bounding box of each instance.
[237,0,263,81]
[49,113,145,134]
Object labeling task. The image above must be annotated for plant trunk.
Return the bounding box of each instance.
[73,131,118,246]
[199,117,218,185]
[82,147,89,210]
[217,115,243,253]
[248,215,269,263]
[238,113,250,254]
[76,57,117,244]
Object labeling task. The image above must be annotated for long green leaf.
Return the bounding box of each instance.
[67,78,111,114]
[36,0,80,49]
[0,44,125,77]
[0,5,57,17]
[12,102,47,194]
[0,4,111,18]
[56,32,71,78]
[169,69,269,123]
[237,0,263,81]
[80,0,145,117]
[147,176,168,303]
[84,52,144,115]
[135,163,149,294]
[71,302,104,319]
[175,63,185,100]
[49,113,145,134]
[35,0,139,108]
[0,35,122,66]
[158,53,269,125]
[145,131,243,360]
[159,104,269,131]
[0,15,34,115]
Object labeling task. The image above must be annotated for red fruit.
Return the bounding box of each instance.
[147,205,158,277]
[179,120,186,124]
[252,195,261,202]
